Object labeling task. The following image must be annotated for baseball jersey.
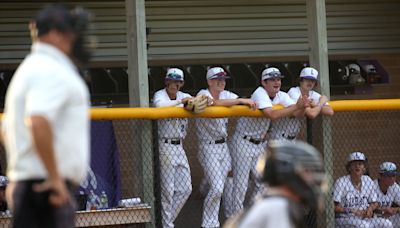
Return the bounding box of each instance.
[239,196,294,228]
[195,89,238,141]
[236,87,293,139]
[287,86,327,106]
[333,175,378,216]
[3,42,90,184]
[374,179,400,208]
[153,88,192,139]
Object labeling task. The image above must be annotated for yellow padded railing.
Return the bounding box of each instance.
[90,99,400,120]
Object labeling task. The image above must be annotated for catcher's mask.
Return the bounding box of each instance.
[34,4,95,67]
[258,140,327,211]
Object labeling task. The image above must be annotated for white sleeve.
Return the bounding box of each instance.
[252,88,272,110]
[197,89,211,98]
[280,92,296,107]
[226,90,239,99]
[366,177,378,202]
[287,87,300,100]
[153,90,181,107]
[26,73,68,122]
[182,92,193,99]
[332,178,343,203]
[393,184,400,205]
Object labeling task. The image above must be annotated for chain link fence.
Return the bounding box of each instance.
[0,103,399,228]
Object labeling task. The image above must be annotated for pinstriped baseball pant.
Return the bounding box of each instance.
[198,142,231,228]
[159,142,192,228]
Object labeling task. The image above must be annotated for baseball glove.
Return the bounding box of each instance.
[184,95,209,114]
[184,98,195,111]
[193,94,209,114]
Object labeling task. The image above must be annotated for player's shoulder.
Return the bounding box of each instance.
[362,175,374,183]
[197,88,210,96]
[335,175,351,184]
[389,182,400,192]
[287,86,299,93]
[153,88,167,97]
[220,89,238,99]
[275,91,293,102]
[277,90,290,97]
[309,90,321,100]
[251,86,267,97]
[177,91,192,99]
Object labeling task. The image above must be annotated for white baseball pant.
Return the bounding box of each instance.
[231,133,265,214]
[159,142,192,228]
[389,214,400,228]
[198,142,231,228]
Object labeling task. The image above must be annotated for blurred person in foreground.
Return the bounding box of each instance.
[224,140,327,228]
[333,152,393,227]
[374,162,400,228]
[1,4,93,228]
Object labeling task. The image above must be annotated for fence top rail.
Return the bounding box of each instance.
[0,99,398,120]
[89,99,400,120]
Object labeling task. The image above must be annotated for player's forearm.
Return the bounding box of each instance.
[212,99,240,107]
[293,107,306,118]
[334,204,349,214]
[29,116,61,181]
[305,106,322,119]
[263,105,298,121]
[321,105,334,116]
[368,202,379,211]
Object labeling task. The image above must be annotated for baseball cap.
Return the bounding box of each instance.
[206,67,230,80]
[300,67,318,80]
[165,68,184,81]
[261,67,284,81]
[379,162,398,176]
[347,151,366,163]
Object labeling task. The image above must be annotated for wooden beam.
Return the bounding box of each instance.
[125,2,154,228]
[306,1,334,228]
[126,0,149,107]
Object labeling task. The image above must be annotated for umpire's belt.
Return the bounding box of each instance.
[209,138,226,144]
[243,136,263,145]
[163,138,181,145]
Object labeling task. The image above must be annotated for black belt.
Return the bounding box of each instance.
[210,138,226,144]
[164,139,181,145]
[243,136,263,145]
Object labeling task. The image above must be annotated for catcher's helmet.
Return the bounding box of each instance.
[259,140,327,210]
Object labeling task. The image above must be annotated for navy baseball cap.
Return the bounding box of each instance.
[379,162,398,176]
[165,68,184,81]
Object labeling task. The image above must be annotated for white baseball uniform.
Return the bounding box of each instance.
[153,89,193,228]
[333,175,393,228]
[196,88,238,228]
[239,196,296,228]
[374,179,400,228]
[231,87,295,214]
[268,86,329,141]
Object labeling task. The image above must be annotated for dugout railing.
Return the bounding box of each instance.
[0,99,399,228]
